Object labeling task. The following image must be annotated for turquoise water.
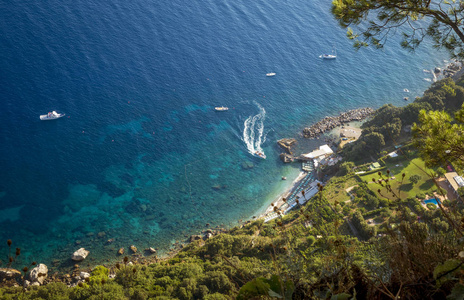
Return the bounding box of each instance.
[424,199,440,205]
[0,0,450,269]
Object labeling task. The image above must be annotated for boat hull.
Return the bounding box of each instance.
[40,112,65,120]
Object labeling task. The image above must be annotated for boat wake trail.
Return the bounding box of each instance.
[242,103,267,159]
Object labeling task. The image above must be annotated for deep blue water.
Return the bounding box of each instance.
[0,0,448,268]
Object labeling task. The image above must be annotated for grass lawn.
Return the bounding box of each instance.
[359,157,437,200]
[324,175,361,204]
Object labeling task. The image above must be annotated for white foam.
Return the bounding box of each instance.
[242,103,266,157]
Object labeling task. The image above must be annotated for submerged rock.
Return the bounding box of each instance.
[72,248,89,261]
[30,264,48,285]
[117,248,125,255]
[241,161,254,170]
[130,245,137,253]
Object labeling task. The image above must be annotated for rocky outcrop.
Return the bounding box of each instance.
[279,153,294,163]
[277,138,297,154]
[29,264,48,285]
[0,268,21,280]
[303,108,374,139]
[189,235,202,242]
[130,245,137,253]
[118,248,125,255]
[71,248,89,261]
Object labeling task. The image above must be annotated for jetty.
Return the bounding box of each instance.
[302,107,374,139]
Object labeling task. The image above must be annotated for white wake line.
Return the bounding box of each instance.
[242,105,266,156]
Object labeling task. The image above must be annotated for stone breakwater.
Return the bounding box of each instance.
[302,107,374,138]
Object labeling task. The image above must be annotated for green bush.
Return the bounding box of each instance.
[426,203,437,210]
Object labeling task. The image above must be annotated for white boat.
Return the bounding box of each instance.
[255,151,266,159]
[266,73,276,77]
[403,88,410,93]
[214,106,229,111]
[320,47,337,59]
[40,111,65,120]
[321,53,336,59]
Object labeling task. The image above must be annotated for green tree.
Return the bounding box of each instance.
[409,174,422,185]
[332,0,464,59]
[412,106,464,169]
[362,132,385,153]
[458,186,464,199]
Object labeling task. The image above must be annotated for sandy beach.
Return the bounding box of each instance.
[259,171,307,218]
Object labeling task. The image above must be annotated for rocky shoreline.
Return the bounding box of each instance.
[302,107,374,139]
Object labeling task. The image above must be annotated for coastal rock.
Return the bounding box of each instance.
[0,268,21,280]
[31,281,40,287]
[302,108,374,139]
[279,153,294,163]
[189,235,202,242]
[118,248,125,255]
[130,245,137,253]
[79,272,90,279]
[148,247,157,254]
[277,138,297,154]
[204,232,214,240]
[30,264,48,285]
[71,248,89,261]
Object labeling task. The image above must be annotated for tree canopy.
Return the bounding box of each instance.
[331,0,464,58]
[412,104,464,169]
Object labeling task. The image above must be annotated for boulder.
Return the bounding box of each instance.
[130,245,137,253]
[72,248,89,261]
[189,235,202,242]
[277,138,297,154]
[79,272,90,279]
[148,247,157,254]
[117,248,125,255]
[0,268,21,280]
[279,153,294,163]
[204,232,214,240]
[30,263,48,285]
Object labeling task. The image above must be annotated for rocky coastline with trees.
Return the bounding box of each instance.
[302,107,374,139]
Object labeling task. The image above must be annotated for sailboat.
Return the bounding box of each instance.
[320,47,337,59]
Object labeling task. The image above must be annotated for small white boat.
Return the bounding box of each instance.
[40,111,65,120]
[320,53,336,59]
[255,151,266,159]
[214,106,229,111]
[266,73,276,77]
[320,47,337,59]
[403,88,409,93]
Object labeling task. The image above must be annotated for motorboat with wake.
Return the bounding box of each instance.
[266,73,276,77]
[255,151,266,159]
[40,111,65,120]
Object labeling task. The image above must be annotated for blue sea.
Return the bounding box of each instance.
[0,0,448,269]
